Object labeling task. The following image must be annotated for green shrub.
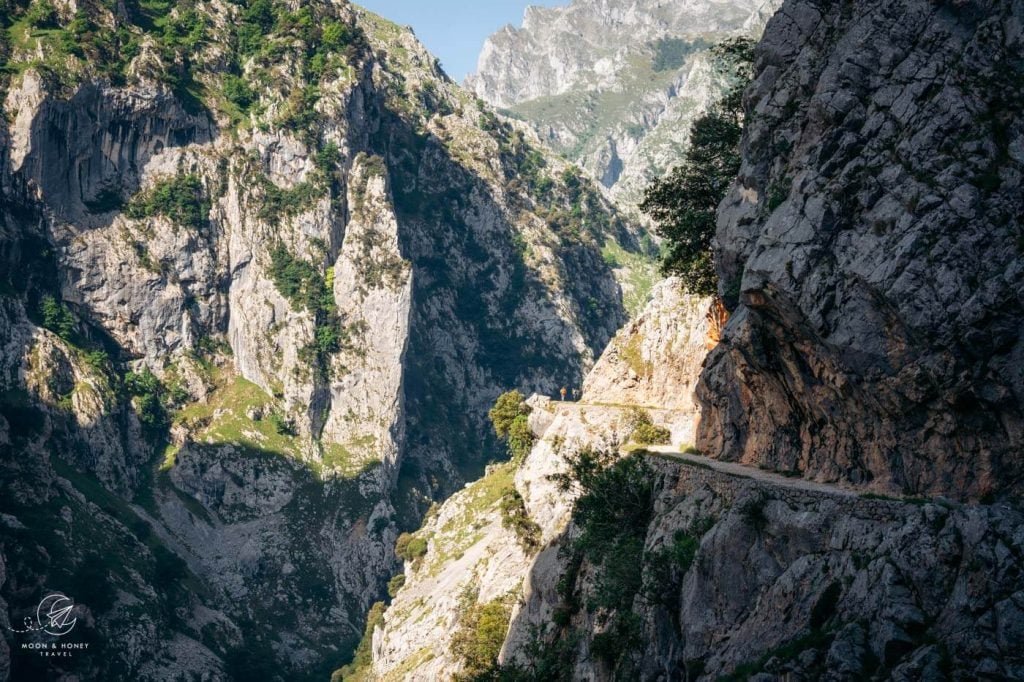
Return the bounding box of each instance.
[25,0,58,29]
[223,74,256,111]
[591,611,643,664]
[549,448,657,675]
[315,142,341,176]
[235,0,274,59]
[125,174,210,231]
[631,422,670,445]
[276,83,321,133]
[268,411,296,436]
[625,407,670,445]
[313,323,338,355]
[83,349,110,372]
[258,175,323,223]
[164,375,190,407]
[490,391,529,437]
[499,489,541,553]
[40,295,76,340]
[266,243,354,375]
[505,414,534,463]
[395,532,428,563]
[124,368,166,429]
[641,37,754,296]
[159,6,207,52]
[386,573,406,598]
[644,529,700,607]
[488,390,535,462]
[320,20,354,52]
[450,599,512,682]
[337,600,386,680]
[267,245,329,312]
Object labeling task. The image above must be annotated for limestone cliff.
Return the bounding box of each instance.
[468,0,781,205]
[363,279,709,680]
[367,279,1024,681]
[0,0,645,678]
[360,2,1024,681]
[504,459,1024,680]
[697,0,1024,499]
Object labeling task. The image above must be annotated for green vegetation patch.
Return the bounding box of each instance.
[395,531,429,565]
[494,448,707,679]
[450,595,514,681]
[488,389,535,463]
[267,243,363,377]
[512,54,681,161]
[640,37,754,301]
[334,599,387,681]
[321,435,378,476]
[174,371,300,459]
[268,244,333,313]
[621,333,653,379]
[500,488,541,553]
[625,407,670,445]
[125,174,210,231]
[601,238,659,316]
[426,463,518,575]
[124,367,168,431]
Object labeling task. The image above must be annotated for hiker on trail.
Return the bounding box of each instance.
[560,387,567,401]
[572,388,580,401]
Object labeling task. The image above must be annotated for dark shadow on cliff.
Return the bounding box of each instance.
[19,79,214,230]
[361,95,627,506]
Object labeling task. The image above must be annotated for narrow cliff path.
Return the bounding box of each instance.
[636,444,860,498]
[548,400,860,498]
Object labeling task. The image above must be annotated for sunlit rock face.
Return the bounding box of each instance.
[0,0,642,677]
[368,278,1024,681]
[364,3,1024,680]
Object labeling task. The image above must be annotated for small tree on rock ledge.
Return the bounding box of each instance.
[488,390,535,463]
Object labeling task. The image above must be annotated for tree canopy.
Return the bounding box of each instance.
[640,37,755,297]
[488,390,534,462]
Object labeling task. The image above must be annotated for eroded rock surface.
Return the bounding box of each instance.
[0,1,643,677]
[698,0,1024,499]
[505,460,1024,681]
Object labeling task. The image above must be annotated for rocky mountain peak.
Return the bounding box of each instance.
[467,0,781,205]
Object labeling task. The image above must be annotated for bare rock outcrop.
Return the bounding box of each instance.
[583,277,719,441]
[698,0,1024,499]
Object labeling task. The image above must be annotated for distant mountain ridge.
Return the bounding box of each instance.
[467,0,780,205]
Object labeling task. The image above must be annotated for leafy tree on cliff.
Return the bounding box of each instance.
[488,390,534,463]
[641,38,754,297]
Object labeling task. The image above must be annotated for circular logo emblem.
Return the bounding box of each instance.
[36,593,77,636]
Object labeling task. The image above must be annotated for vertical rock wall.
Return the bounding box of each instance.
[698,0,1024,499]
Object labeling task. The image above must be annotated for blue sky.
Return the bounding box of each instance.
[356,1,566,82]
